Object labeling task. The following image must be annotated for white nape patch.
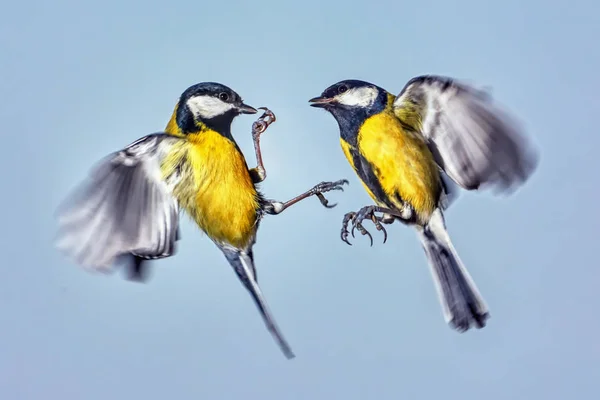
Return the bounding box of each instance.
[336,86,379,107]
[186,95,235,119]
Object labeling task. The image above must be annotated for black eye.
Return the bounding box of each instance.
[338,85,348,94]
[219,92,229,101]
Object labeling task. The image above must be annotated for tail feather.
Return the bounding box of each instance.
[417,208,490,332]
[221,247,295,359]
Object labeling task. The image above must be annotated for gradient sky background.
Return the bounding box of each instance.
[1,0,599,399]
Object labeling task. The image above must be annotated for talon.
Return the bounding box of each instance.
[341,232,352,246]
[340,212,356,245]
[350,205,388,246]
[312,179,349,195]
[330,179,349,191]
[312,179,349,210]
[257,107,276,125]
[252,107,276,136]
[356,223,373,246]
[371,214,388,244]
[343,205,392,246]
[316,193,337,208]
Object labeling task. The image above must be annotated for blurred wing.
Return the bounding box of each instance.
[55,134,182,272]
[393,75,538,192]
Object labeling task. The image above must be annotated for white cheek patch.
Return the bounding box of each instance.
[186,95,235,119]
[336,86,379,107]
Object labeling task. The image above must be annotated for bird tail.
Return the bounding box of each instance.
[221,248,295,359]
[416,208,490,332]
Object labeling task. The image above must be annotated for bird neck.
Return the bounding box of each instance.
[164,103,236,141]
[165,107,185,137]
[333,107,369,147]
[332,91,393,146]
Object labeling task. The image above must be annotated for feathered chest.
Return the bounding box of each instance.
[161,130,260,248]
[341,112,442,221]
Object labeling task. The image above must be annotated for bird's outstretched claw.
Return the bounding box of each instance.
[342,205,388,246]
[316,193,336,208]
[264,179,348,216]
[354,205,386,246]
[252,107,277,137]
[310,179,349,209]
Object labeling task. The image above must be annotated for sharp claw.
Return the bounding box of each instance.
[341,227,352,245]
[363,228,373,246]
[346,205,392,246]
[341,211,356,245]
[355,221,373,247]
[342,206,390,247]
[370,214,388,244]
[313,181,348,210]
[316,193,337,209]
[341,235,352,246]
[253,107,276,134]
[316,193,327,206]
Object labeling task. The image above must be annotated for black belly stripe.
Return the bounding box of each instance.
[347,143,397,208]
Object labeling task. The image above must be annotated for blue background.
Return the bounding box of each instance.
[1,0,598,398]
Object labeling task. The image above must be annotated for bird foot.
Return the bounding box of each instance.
[252,107,276,139]
[340,205,388,246]
[310,179,349,209]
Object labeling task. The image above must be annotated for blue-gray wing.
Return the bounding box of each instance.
[55,134,182,274]
[393,75,538,193]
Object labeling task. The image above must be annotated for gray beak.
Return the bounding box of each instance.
[237,103,258,114]
[308,96,335,108]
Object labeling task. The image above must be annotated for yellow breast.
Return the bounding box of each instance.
[357,111,441,222]
[340,139,379,201]
[164,129,260,249]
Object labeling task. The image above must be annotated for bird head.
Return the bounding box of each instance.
[309,80,389,126]
[169,82,257,135]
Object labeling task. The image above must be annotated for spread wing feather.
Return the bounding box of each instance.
[393,75,538,193]
[55,134,181,273]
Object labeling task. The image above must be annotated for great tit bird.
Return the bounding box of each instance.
[309,76,538,332]
[56,82,348,359]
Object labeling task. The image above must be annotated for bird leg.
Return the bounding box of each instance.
[248,108,349,216]
[341,205,408,246]
[263,179,349,215]
[249,107,276,184]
